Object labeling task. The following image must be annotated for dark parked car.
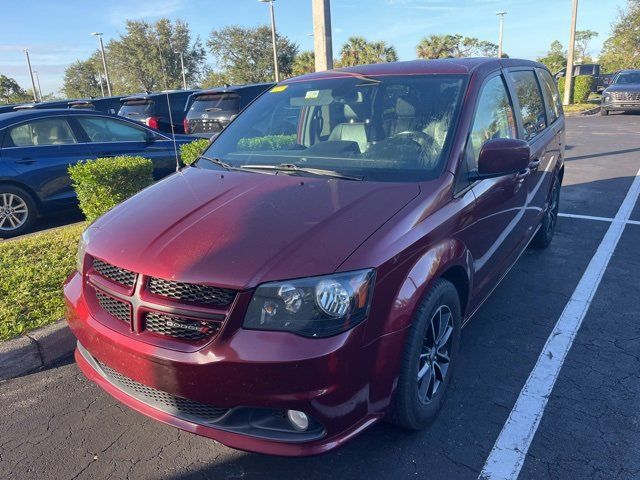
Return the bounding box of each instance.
[555,63,608,92]
[68,96,125,114]
[0,109,196,237]
[13,99,77,110]
[118,90,196,134]
[600,69,640,115]
[0,104,21,114]
[183,83,274,137]
[65,58,564,456]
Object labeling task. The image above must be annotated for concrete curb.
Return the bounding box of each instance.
[565,105,601,117]
[0,320,74,381]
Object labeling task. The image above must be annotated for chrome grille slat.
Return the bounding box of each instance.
[612,91,640,101]
[97,361,228,422]
[93,258,137,287]
[145,312,221,341]
[148,277,236,307]
[95,291,132,323]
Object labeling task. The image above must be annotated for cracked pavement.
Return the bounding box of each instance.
[1,115,640,479]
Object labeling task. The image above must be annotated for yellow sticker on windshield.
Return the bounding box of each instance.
[305,90,320,99]
[270,85,288,93]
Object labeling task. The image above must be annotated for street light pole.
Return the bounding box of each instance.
[496,11,507,58]
[175,51,187,90]
[563,0,579,106]
[312,0,334,71]
[91,33,112,96]
[259,0,280,82]
[34,70,43,102]
[22,49,38,103]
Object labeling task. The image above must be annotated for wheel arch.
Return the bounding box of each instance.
[0,180,42,210]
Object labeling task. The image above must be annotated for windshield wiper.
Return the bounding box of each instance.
[239,163,363,181]
[197,155,236,171]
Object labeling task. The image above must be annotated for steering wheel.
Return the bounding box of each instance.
[392,130,433,150]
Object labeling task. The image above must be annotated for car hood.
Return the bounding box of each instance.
[86,167,420,289]
[605,84,640,93]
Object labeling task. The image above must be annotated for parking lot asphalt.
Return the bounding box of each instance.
[1,114,639,480]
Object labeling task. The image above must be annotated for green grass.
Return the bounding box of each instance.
[563,103,599,113]
[0,223,86,341]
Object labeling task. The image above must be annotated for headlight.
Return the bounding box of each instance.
[243,269,375,338]
[603,93,612,101]
[76,230,89,273]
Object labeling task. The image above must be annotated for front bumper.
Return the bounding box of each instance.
[64,271,406,456]
[601,100,640,111]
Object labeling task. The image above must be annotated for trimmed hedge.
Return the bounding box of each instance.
[69,156,154,222]
[0,223,85,340]
[558,75,595,104]
[180,138,210,166]
[238,134,297,151]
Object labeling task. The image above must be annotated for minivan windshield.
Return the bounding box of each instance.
[189,93,240,114]
[198,74,466,182]
[614,72,640,85]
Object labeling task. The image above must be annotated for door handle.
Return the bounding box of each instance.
[529,158,541,170]
[515,168,531,181]
[15,158,35,165]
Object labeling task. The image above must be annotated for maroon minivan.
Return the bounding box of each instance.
[65,58,565,456]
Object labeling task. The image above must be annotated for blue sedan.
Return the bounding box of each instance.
[0,109,198,237]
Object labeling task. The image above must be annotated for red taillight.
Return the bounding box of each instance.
[145,117,159,130]
[183,118,189,134]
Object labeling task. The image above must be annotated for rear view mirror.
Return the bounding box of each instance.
[472,138,530,180]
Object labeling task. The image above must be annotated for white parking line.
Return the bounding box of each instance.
[559,212,640,225]
[479,167,640,480]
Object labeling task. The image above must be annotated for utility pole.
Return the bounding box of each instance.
[22,49,38,103]
[312,0,333,71]
[91,33,112,96]
[496,11,507,58]
[175,51,187,90]
[259,0,280,82]
[34,70,43,102]
[563,0,579,106]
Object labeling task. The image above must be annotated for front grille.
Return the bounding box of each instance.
[95,290,131,323]
[145,312,221,341]
[612,91,640,101]
[98,361,229,423]
[93,258,137,288]
[148,277,236,307]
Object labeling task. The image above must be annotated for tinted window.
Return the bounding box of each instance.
[8,118,78,146]
[188,94,240,115]
[200,75,466,182]
[538,69,562,123]
[119,100,156,117]
[77,117,149,142]
[614,72,640,85]
[462,75,517,177]
[509,70,547,141]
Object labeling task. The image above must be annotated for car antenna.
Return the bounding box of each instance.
[156,38,181,173]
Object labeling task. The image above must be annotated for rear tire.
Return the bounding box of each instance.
[389,278,461,430]
[0,186,38,239]
[531,175,560,249]
[600,108,609,116]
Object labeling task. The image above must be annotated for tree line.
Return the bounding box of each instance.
[537,0,640,74]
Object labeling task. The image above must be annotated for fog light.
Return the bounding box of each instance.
[286,410,309,431]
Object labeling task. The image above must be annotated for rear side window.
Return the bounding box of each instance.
[77,117,149,142]
[8,118,78,146]
[537,69,562,123]
[509,70,547,141]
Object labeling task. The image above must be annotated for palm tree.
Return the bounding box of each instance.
[292,51,316,76]
[368,41,398,63]
[339,37,398,67]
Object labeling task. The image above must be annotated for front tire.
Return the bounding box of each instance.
[600,107,609,116]
[0,186,38,238]
[531,175,560,249]
[390,278,461,430]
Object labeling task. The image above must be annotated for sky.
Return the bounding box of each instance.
[0,0,628,96]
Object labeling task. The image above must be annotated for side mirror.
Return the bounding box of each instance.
[471,138,530,180]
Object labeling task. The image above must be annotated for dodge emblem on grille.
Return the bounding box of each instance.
[166,319,207,333]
